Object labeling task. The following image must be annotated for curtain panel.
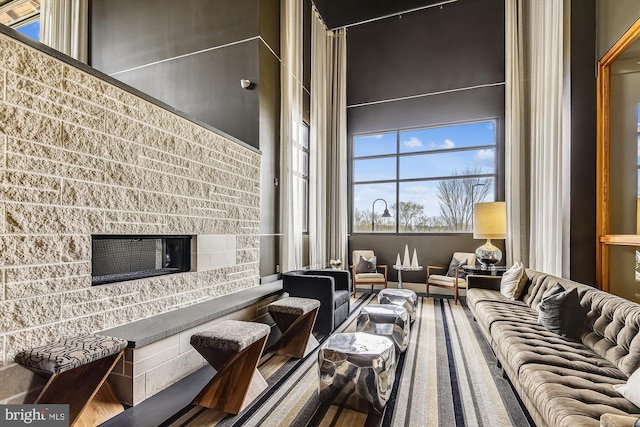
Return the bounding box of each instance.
[40,0,88,63]
[280,0,304,272]
[309,8,348,269]
[505,0,568,276]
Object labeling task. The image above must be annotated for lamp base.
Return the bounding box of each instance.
[475,239,502,268]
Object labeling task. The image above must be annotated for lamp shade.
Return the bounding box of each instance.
[473,202,506,239]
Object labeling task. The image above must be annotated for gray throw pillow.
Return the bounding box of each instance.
[356,255,377,274]
[559,288,587,340]
[538,282,568,334]
[446,257,468,278]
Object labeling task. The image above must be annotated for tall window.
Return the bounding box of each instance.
[352,120,497,233]
[300,123,310,233]
[0,0,41,41]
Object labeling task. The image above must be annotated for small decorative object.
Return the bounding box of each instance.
[411,249,418,267]
[403,245,411,267]
[395,253,402,267]
[330,259,342,270]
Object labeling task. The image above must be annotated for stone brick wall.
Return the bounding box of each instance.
[0,29,260,385]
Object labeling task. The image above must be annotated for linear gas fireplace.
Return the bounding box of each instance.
[92,235,192,286]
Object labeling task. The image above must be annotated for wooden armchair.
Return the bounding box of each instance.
[351,250,387,297]
[426,252,476,304]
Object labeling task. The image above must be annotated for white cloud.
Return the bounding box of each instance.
[440,139,455,149]
[427,139,455,150]
[475,149,495,162]
[403,137,423,148]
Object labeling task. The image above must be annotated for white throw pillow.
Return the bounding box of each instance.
[500,262,526,300]
[614,367,640,407]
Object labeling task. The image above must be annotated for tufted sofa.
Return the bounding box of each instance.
[467,269,640,427]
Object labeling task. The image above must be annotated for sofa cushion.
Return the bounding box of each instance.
[538,282,569,334]
[356,255,377,273]
[500,262,527,300]
[519,363,639,427]
[334,290,350,309]
[446,257,467,277]
[580,291,640,377]
[614,367,640,408]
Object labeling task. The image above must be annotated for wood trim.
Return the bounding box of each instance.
[600,235,640,246]
[596,17,640,293]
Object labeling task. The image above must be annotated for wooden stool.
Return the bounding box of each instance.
[268,297,320,358]
[190,320,270,414]
[14,334,128,427]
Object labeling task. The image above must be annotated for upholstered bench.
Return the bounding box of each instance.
[267,297,320,358]
[357,304,410,354]
[14,333,128,427]
[378,288,418,322]
[190,320,270,414]
[318,332,396,414]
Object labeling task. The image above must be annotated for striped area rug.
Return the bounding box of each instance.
[165,295,533,427]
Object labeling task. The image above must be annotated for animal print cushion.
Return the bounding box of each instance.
[14,334,129,374]
[268,297,321,315]
[190,320,270,352]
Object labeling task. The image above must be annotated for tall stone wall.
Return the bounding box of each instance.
[0,30,261,377]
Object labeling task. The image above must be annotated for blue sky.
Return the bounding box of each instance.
[16,20,40,41]
[353,121,496,219]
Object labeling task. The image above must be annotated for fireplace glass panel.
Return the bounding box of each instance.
[92,235,191,285]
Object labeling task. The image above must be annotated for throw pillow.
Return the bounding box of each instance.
[559,287,587,340]
[613,366,640,408]
[356,255,377,274]
[500,262,527,300]
[446,257,468,278]
[538,283,570,334]
[538,283,577,335]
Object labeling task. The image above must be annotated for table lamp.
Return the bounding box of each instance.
[473,202,506,268]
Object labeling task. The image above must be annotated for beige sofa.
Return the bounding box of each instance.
[467,269,640,427]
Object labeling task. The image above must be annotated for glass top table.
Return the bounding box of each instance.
[461,265,508,276]
[392,265,423,288]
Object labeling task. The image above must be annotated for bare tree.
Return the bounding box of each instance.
[390,201,425,231]
[437,167,491,232]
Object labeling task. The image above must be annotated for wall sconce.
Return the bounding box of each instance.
[240,79,251,89]
[371,198,391,232]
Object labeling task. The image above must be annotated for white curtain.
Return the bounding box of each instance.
[309,8,348,269]
[505,0,568,276]
[40,0,88,63]
[504,0,529,266]
[280,0,304,272]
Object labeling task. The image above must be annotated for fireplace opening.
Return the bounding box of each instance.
[92,235,192,286]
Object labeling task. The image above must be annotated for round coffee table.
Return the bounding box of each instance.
[392,264,423,288]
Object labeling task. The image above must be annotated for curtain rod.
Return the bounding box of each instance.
[323,0,459,31]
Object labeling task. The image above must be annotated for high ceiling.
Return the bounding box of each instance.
[313,0,457,30]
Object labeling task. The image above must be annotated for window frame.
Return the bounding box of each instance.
[350,119,499,235]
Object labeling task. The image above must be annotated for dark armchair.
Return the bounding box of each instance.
[282,269,351,336]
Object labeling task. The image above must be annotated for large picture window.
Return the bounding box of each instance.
[352,120,497,233]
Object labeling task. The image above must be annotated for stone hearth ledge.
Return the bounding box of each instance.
[101,281,283,348]
[100,281,283,406]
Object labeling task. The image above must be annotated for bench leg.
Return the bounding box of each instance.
[270,308,319,358]
[34,351,124,427]
[193,336,268,414]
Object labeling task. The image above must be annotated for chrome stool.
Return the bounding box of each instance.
[357,304,410,353]
[378,288,418,322]
[318,332,396,414]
